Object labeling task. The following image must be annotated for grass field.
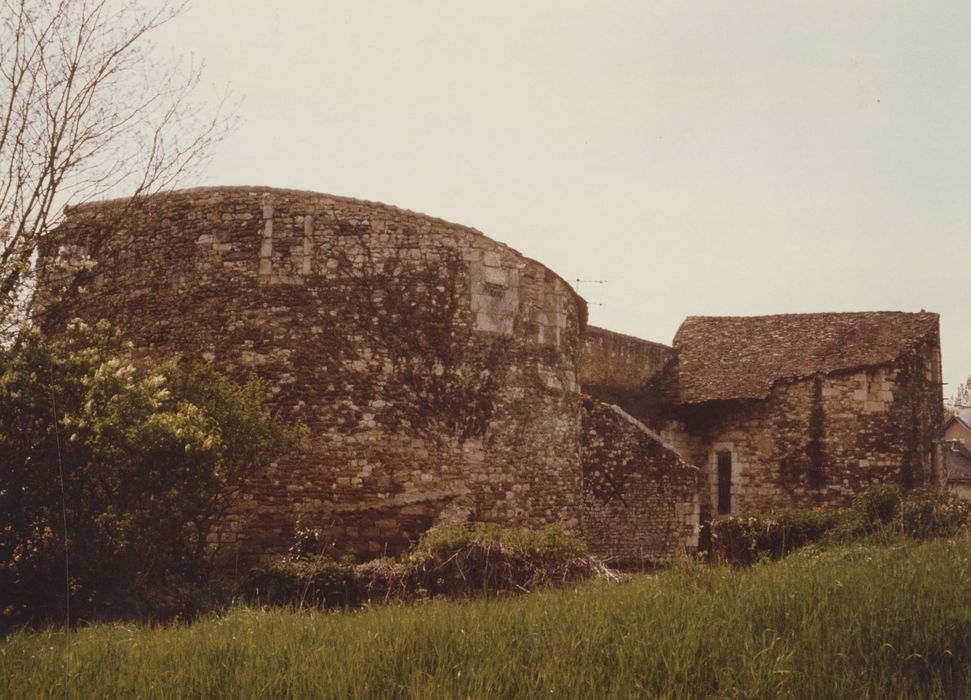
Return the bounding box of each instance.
[3,538,971,699]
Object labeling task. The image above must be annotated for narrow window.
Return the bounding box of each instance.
[716,451,732,515]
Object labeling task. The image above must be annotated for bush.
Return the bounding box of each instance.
[900,488,971,539]
[245,556,357,608]
[709,518,760,566]
[821,509,870,545]
[769,507,839,550]
[0,321,299,627]
[711,486,971,566]
[244,527,357,608]
[844,485,971,540]
[710,508,839,565]
[852,484,901,528]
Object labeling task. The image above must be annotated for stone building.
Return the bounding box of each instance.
[37,186,945,564]
[944,414,971,449]
[943,415,971,499]
[582,312,944,519]
[37,186,698,566]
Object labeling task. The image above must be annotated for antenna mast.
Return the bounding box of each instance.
[572,278,607,307]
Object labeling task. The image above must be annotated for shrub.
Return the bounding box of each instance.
[709,517,760,566]
[712,486,971,566]
[0,321,300,627]
[900,488,971,539]
[821,509,870,545]
[769,507,839,550]
[852,484,901,528]
[709,508,839,565]
[245,556,357,608]
[409,522,585,563]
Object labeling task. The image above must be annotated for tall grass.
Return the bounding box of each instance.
[3,539,971,698]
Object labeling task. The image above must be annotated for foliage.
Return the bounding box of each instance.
[408,522,585,564]
[852,483,901,527]
[710,508,840,565]
[6,539,971,698]
[245,557,357,609]
[900,487,971,539]
[244,527,356,608]
[711,485,971,565]
[0,321,297,627]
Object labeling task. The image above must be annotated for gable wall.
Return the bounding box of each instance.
[944,419,971,447]
[580,398,698,563]
[667,337,943,515]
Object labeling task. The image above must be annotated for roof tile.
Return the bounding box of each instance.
[671,311,939,404]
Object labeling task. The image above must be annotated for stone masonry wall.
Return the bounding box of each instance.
[581,397,698,563]
[579,326,675,416]
[38,187,589,565]
[667,337,944,515]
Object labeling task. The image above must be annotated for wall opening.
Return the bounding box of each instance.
[716,450,732,515]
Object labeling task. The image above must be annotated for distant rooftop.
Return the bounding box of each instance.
[945,439,971,482]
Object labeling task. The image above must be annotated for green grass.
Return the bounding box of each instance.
[4,539,971,698]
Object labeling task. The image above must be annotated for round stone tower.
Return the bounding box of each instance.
[38,187,588,563]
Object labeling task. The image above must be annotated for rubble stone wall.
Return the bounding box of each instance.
[668,337,944,515]
[579,326,675,415]
[38,187,589,564]
[580,398,698,563]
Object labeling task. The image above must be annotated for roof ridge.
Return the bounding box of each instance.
[671,310,940,405]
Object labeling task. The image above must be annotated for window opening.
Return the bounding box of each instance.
[716,451,732,515]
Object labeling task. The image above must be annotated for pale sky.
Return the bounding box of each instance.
[153,1,971,397]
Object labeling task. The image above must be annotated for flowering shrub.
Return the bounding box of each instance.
[0,321,299,626]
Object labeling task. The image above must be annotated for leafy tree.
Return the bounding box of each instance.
[0,321,299,626]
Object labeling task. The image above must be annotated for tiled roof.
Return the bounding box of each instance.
[945,440,971,482]
[945,414,971,434]
[671,311,939,405]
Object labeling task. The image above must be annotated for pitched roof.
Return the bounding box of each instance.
[945,414,971,434]
[945,440,971,482]
[671,311,939,405]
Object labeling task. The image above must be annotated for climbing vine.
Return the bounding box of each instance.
[807,375,827,490]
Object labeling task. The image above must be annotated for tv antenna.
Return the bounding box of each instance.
[572,278,607,307]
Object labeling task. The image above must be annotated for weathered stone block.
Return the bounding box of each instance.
[39,186,590,568]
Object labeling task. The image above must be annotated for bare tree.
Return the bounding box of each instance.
[0,0,235,334]
[948,376,971,422]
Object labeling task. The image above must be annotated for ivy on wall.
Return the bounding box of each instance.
[807,375,827,490]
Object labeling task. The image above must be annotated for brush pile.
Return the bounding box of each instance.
[243,524,607,608]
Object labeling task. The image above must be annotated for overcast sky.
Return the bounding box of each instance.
[154,1,971,397]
